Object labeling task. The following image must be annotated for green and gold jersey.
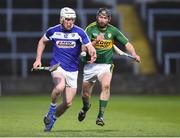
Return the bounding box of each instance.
[85,22,129,64]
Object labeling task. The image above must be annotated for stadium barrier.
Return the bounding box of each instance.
[0,74,180,95]
[156,31,180,65]
[164,53,180,75]
[147,9,180,41]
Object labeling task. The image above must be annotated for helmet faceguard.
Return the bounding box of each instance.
[60,7,76,24]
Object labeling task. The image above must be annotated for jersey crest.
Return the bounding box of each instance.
[107,33,112,38]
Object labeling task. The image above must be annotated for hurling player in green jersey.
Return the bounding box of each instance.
[78,8,141,126]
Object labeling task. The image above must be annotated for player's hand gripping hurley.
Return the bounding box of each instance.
[113,45,140,63]
[31,63,60,72]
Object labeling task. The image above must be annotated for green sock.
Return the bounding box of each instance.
[98,100,108,118]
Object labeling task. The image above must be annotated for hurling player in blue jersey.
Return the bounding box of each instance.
[33,7,96,132]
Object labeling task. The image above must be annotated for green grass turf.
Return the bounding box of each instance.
[0,95,180,137]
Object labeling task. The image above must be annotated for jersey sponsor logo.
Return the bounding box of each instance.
[95,40,113,49]
[56,40,76,48]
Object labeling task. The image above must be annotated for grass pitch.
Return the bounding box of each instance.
[0,95,180,137]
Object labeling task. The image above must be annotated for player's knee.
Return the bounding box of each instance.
[55,84,64,94]
[102,84,110,91]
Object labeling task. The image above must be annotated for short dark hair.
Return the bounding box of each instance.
[96,8,111,19]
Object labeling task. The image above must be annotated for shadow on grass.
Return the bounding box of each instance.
[52,129,119,133]
[47,129,121,137]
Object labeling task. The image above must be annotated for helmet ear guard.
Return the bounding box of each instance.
[60,7,76,23]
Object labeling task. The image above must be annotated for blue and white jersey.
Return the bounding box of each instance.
[44,24,91,71]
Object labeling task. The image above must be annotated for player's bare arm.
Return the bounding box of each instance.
[33,36,49,69]
[125,42,141,62]
[86,44,97,63]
